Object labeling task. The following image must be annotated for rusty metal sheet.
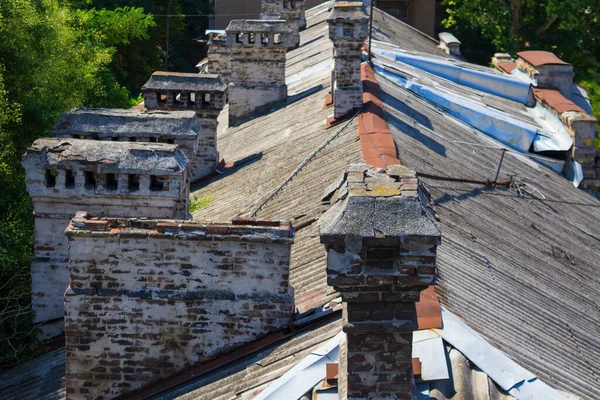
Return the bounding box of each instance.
[416,286,442,330]
[517,51,569,67]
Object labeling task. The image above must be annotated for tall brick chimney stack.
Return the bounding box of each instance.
[319,164,442,400]
[226,19,292,126]
[261,0,307,49]
[207,31,232,85]
[327,2,369,121]
[141,72,227,181]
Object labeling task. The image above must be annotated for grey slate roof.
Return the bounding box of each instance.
[141,72,227,92]
[52,108,200,138]
[25,138,188,175]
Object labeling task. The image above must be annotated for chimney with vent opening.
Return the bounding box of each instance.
[261,0,307,49]
[226,19,292,126]
[327,2,369,122]
[320,164,442,400]
[22,138,189,339]
[141,72,227,182]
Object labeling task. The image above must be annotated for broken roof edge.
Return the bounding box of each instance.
[371,7,440,46]
[436,308,570,400]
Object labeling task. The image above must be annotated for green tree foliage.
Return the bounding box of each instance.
[443,0,600,71]
[0,0,154,366]
[75,0,213,95]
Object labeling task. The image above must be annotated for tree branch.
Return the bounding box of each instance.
[536,16,559,36]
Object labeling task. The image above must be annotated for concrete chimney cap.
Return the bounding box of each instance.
[23,138,188,175]
[327,1,369,23]
[438,32,460,46]
[225,19,293,34]
[142,72,227,93]
[319,165,441,244]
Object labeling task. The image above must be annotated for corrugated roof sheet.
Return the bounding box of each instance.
[376,72,600,400]
[0,348,65,400]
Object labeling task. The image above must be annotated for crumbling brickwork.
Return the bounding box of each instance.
[261,0,306,49]
[142,72,227,181]
[327,3,369,121]
[22,138,189,338]
[207,31,233,85]
[320,164,442,400]
[64,216,294,400]
[226,19,291,126]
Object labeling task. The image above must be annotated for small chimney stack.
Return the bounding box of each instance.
[516,51,574,97]
[327,2,369,122]
[261,0,307,49]
[207,31,232,85]
[226,19,292,126]
[437,32,461,57]
[320,164,442,400]
[141,72,227,181]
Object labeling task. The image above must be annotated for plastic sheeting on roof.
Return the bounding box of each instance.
[372,47,533,105]
[435,308,569,400]
[412,330,450,381]
[373,62,572,165]
[253,332,343,400]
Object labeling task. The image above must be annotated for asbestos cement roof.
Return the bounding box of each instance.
[2,2,600,400]
[191,3,600,399]
[24,138,188,175]
[52,108,200,138]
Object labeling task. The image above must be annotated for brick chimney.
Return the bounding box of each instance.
[141,72,227,181]
[319,164,442,400]
[516,51,574,97]
[207,31,232,85]
[64,216,294,399]
[261,0,307,49]
[226,19,292,126]
[22,138,189,338]
[327,2,369,122]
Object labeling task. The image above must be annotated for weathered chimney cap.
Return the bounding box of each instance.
[24,138,188,175]
[517,51,570,67]
[142,71,227,93]
[327,1,369,23]
[52,108,200,138]
[319,164,441,245]
[225,19,292,34]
